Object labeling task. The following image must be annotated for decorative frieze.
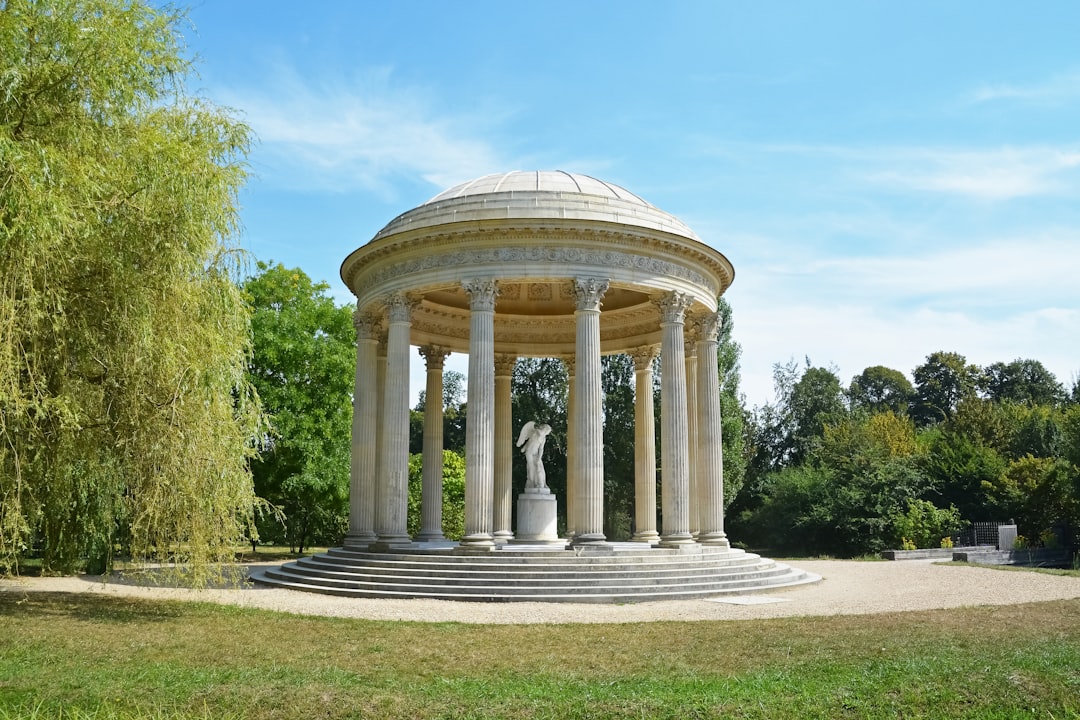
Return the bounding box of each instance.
[365,247,714,296]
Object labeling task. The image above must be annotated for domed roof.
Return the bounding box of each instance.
[371,170,700,243]
[424,171,649,205]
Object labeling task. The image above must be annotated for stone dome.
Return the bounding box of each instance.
[371,170,701,243]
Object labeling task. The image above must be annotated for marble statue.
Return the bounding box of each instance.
[516,421,552,491]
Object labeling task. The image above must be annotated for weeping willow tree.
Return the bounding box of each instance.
[0,0,263,580]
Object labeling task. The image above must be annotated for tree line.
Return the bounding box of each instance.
[731,354,1080,556]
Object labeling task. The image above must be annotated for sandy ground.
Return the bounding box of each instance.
[3,559,1079,624]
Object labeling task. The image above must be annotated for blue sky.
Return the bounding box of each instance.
[183,1,1080,407]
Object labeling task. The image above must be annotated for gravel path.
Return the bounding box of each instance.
[3,560,1078,624]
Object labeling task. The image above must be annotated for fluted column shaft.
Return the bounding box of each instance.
[375,294,413,546]
[657,291,694,546]
[696,312,729,546]
[632,346,660,543]
[685,336,700,536]
[563,357,577,538]
[461,279,498,548]
[571,278,609,546]
[493,355,516,543]
[347,311,381,544]
[417,346,450,541]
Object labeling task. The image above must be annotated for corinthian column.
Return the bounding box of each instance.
[417,345,450,542]
[493,354,517,543]
[346,310,380,546]
[570,277,609,547]
[563,356,576,538]
[656,291,695,547]
[460,278,499,549]
[375,293,415,547]
[684,326,699,537]
[695,311,729,546]
[631,345,660,544]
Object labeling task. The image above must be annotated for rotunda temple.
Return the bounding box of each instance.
[253,171,819,601]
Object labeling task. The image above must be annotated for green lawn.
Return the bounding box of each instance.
[1,591,1078,719]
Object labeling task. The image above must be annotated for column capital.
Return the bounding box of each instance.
[573,277,609,312]
[384,292,419,322]
[561,355,576,377]
[462,278,500,311]
[419,345,451,370]
[692,311,721,344]
[494,354,517,377]
[353,309,382,339]
[630,345,659,372]
[684,324,699,358]
[654,291,693,325]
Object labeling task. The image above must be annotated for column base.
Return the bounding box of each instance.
[659,540,703,554]
[342,532,377,549]
[631,531,661,545]
[658,532,696,548]
[698,531,730,548]
[458,533,495,550]
[493,531,514,545]
[414,530,446,542]
[369,536,414,552]
[569,532,608,549]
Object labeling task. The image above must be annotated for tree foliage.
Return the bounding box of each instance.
[735,349,1080,557]
[243,263,355,554]
[407,450,466,540]
[981,359,1066,407]
[0,0,260,578]
[849,365,913,415]
[911,351,980,426]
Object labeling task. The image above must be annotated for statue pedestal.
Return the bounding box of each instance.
[512,490,559,544]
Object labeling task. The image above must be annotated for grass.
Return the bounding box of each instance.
[1,591,1078,719]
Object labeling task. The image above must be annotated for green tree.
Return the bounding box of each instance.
[244,263,355,554]
[407,450,466,540]
[602,354,635,539]
[716,297,747,510]
[981,359,1066,407]
[0,0,260,578]
[849,365,913,415]
[789,365,848,463]
[911,351,980,426]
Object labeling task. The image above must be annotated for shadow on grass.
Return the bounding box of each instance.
[0,591,186,624]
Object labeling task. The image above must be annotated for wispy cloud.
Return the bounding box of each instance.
[864,147,1080,200]
[967,70,1080,105]
[218,64,512,196]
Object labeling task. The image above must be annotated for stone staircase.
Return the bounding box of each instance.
[249,544,820,603]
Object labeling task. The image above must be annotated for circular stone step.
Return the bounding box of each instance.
[250,544,820,603]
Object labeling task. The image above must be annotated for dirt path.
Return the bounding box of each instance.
[3,559,1078,624]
